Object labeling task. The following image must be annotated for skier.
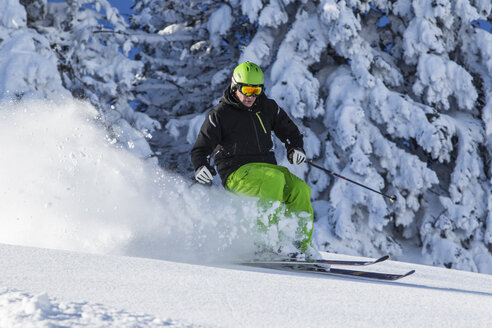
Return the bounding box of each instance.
[191,62,316,259]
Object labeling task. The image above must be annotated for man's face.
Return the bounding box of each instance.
[235,89,256,108]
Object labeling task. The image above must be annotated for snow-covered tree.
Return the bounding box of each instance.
[133,0,492,273]
[20,0,159,160]
[130,0,258,173]
[0,0,69,100]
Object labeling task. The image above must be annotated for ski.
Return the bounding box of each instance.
[328,267,416,281]
[243,262,415,281]
[248,255,389,267]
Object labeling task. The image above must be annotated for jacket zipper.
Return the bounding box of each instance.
[255,112,267,134]
[249,113,262,153]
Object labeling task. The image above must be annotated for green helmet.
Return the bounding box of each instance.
[232,62,264,85]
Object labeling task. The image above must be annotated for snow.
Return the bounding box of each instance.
[413,54,477,111]
[0,99,261,263]
[207,5,233,47]
[258,0,288,27]
[0,25,68,100]
[0,0,25,29]
[241,0,263,23]
[1,243,492,327]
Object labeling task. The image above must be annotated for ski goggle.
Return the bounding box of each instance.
[239,84,263,97]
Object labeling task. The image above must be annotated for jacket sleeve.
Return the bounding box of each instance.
[271,103,304,151]
[191,111,222,170]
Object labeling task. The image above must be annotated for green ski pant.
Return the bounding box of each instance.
[225,162,314,251]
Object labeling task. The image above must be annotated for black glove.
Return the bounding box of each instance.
[287,148,306,165]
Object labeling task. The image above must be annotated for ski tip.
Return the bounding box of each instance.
[375,255,390,263]
[400,270,416,279]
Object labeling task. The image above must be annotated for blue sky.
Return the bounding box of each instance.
[108,0,133,21]
[48,0,133,22]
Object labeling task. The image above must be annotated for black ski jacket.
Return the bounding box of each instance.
[191,88,304,185]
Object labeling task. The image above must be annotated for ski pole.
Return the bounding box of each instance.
[307,161,397,203]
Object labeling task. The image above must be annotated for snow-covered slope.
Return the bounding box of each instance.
[1,243,491,328]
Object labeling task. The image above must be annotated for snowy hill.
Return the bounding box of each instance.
[1,242,491,328]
